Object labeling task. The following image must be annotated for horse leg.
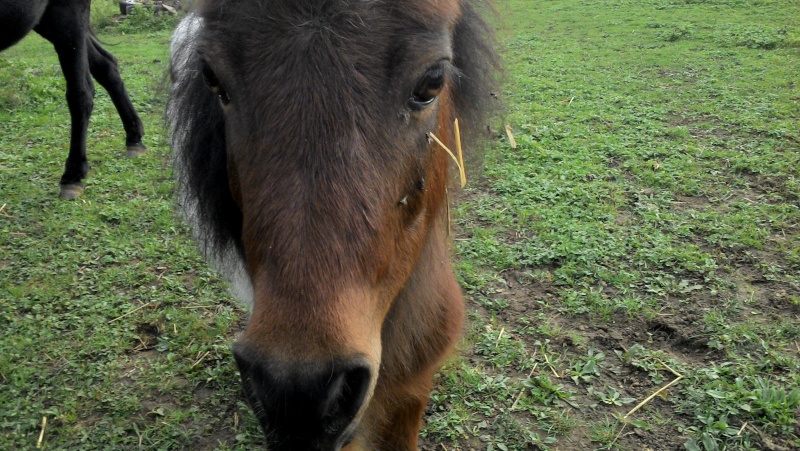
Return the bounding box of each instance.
[53,43,93,200]
[87,38,146,157]
[34,1,93,199]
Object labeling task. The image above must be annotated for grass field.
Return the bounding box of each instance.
[1,1,799,450]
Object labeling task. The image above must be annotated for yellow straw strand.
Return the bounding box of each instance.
[505,124,517,149]
[428,132,466,188]
[454,119,466,188]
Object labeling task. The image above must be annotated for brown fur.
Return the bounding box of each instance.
[168,0,498,447]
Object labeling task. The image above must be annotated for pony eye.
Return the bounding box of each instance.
[201,61,231,105]
[409,66,446,110]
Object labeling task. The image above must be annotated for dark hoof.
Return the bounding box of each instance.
[126,143,147,158]
[59,183,85,200]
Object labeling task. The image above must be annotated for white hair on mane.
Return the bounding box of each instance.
[169,13,254,309]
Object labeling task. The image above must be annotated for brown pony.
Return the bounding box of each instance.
[168,0,498,448]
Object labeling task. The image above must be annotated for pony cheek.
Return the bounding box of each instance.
[373,221,428,306]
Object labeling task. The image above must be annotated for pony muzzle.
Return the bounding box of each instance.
[232,343,375,449]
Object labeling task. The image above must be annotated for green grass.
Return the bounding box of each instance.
[434,0,800,449]
[2,1,799,450]
[0,22,264,450]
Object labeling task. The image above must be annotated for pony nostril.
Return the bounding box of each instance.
[320,364,371,433]
[231,345,372,445]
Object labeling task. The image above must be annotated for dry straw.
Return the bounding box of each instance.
[36,416,46,449]
[428,118,467,188]
[624,360,684,419]
[454,119,466,186]
[510,360,539,411]
[505,124,517,149]
[0,203,13,219]
[108,301,156,323]
[543,349,560,378]
[494,327,505,348]
[191,350,211,369]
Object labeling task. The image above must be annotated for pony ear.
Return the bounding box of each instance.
[168,18,244,261]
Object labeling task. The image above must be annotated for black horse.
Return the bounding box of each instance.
[0,0,146,199]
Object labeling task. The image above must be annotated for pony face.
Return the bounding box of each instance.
[169,0,497,447]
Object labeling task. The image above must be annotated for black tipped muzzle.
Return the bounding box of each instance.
[233,346,372,450]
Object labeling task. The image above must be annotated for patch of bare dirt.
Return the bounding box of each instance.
[666,113,732,141]
[474,276,712,450]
